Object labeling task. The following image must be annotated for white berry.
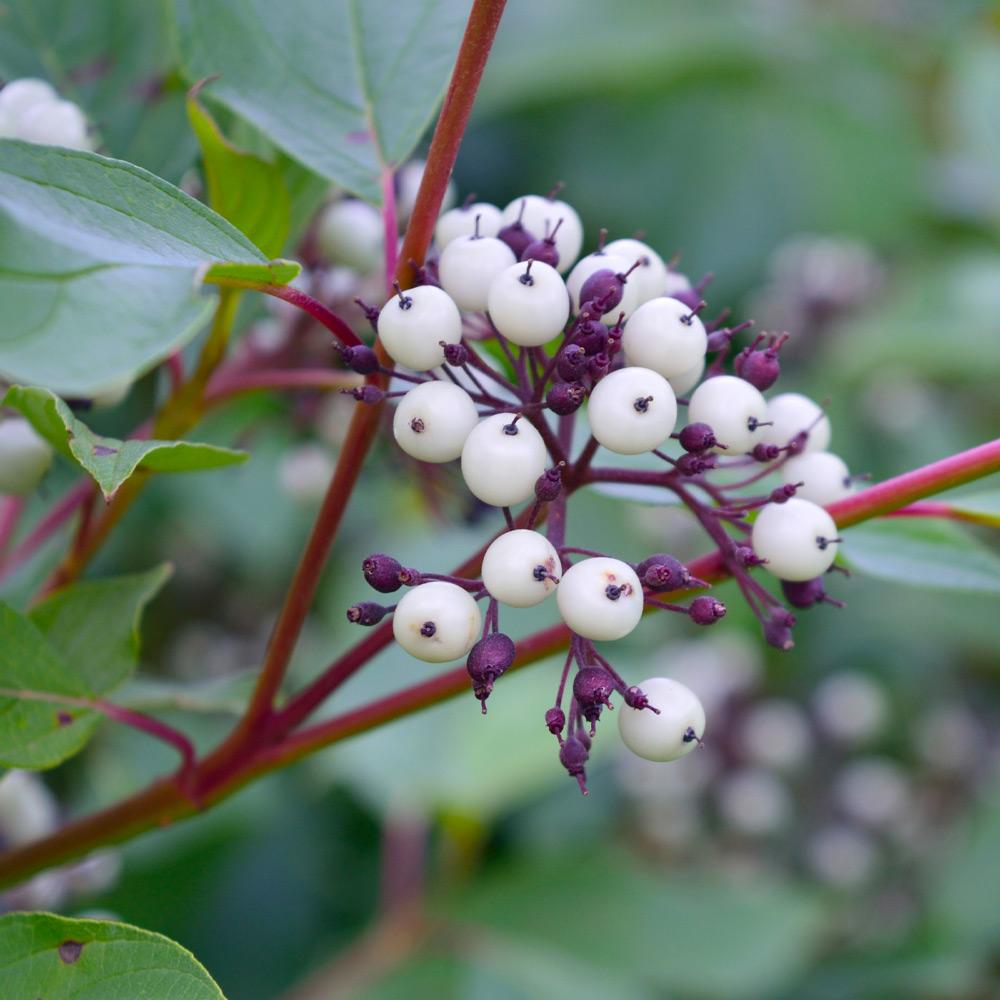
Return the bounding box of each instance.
[687,375,768,453]
[392,581,481,663]
[377,285,462,371]
[438,235,516,312]
[0,417,54,495]
[397,159,455,224]
[751,497,840,581]
[392,381,478,463]
[16,98,90,149]
[487,260,569,347]
[91,376,133,410]
[664,268,693,298]
[622,296,708,378]
[566,252,642,323]
[501,195,584,272]
[481,529,560,607]
[761,392,831,452]
[0,78,58,120]
[587,366,677,455]
[435,203,503,248]
[618,677,706,762]
[556,557,643,641]
[668,357,705,397]
[460,414,548,507]
[605,238,669,303]
[781,451,852,506]
[317,199,383,273]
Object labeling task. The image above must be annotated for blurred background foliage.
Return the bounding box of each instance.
[2,0,1000,997]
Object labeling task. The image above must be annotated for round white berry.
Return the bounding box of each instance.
[501,195,584,273]
[781,451,852,507]
[481,529,560,608]
[587,366,676,455]
[0,78,58,120]
[487,260,569,347]
[761,392,831,452]
[618,676,706,762]
[16,98,90,149]
[556,557,643,641]
[392,581,481,663]
[460,414,548,507]
[438,235,516,312]
[566,252,642,323]
[751,497,840,581]
[687,375,768,453]
[716,768,792,835]
[435,203,503,248]
[622,296,708,378]
[278,444,336,505]
[664,268,693,298]
[396,159,455,224]
[0,417,54,495]
[605,238,669,303]
[667,356,705,397]
[392,381,478,463]
[317,199,383,273]
[90,376,133,410]
[377,285,462,371]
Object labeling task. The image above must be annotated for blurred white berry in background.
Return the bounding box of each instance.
[806,824,880,889]
[739,698,814,772]
[834,757,913,830]
[813,671,889,746]
[279,443,336,505]
[716,767,793,837]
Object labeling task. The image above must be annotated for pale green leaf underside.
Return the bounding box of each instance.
[840,518,1000,594]
[0,140,297,395]
[0,912,227,999]
[4,386,248,500]
[173,0,471,202]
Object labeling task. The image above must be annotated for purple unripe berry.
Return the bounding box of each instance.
[442,341,470,366]
[781,577,828,609]
[675,452,717,476]
[573,318,608,355]
[770,482,801,504]
[497,204,537,258]
[573,666,615,732]
[466,632,517,712]
[752,442,782,462]
[341,344,380,375]
[763,608,796,650]
[363,553,404,593]
[556,343,589,381]
[546,381,586,415]
[346,601,392,626]
[545,706,566,740]
[559,734,590,795]
[735,349,781,391]
[579,269,624,313]
[689,595,727,625]
[521,237,559,268]
[678,422,719,453]
[669,286,703,311]
[705,329,732,353]
[733,544,767,568]
[351,384,384,405]
[535,464,564,502]
[623,685,659,713]
[637,553,691,592]
[588,352,610,380]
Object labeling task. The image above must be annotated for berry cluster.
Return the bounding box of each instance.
[339,187,856,794]
[0,78,92,150]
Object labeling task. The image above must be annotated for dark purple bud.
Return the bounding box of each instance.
[545,706,566,740]
[752,442,782,463]
[350,384,384,405]
[573,666,615,733]
[781,577,844,610]
[363,553,404,593]
[346,601,392,626]
[466,632,517,712]
[786,430,809,456]
[354,298,381,331]
[689,595,727,625]
[521,237,559,268]
[763,608,796,650]
[587,352,610,380]
[497,200,537,258]
[733,544,767,568]
[535,464,564,502]
[546,381,586,415]
[769,482,802,504]
[340,344,380,375]
[674,452,717,476]
[556,343,589,381]
[442,341,470,366]
[705,329,732,353]
[572,319,608,356]
[669,286,703,311]
[623,685,660,713]
[637,553,691,592]
[576,728,592,752]
[559,734,590,795]
[678,422,719,453]
[397,566,424,586]
[579,269,623,313]
[734,333,788,392]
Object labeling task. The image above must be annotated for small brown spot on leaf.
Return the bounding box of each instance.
[346,129,371,144]
[58,940,84,963]
[92,445,117,456]
[57,712,73,727]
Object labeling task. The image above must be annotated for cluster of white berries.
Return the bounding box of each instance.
[340,182,857,787]
[0,78,92,150]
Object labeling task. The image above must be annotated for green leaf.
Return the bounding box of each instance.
[447,854,828,999]
[204,259,301,286]
[173,0,471,203]
[187,92,291,258]
[3,386,248,500]
[0,140,297,396]
[0,603,99,769]
[30,564,172,693]
[942,491,1000,529]
[839,518,1000,595]
[0,912,227,999]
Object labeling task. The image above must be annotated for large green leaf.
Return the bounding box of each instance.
[3,386,248,500]
[839,518,1000,595]
[173,0,471,203]
[0,140,298,396]
[187,93,291,258]
[0,912,227,999]
[0,565,169,769]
